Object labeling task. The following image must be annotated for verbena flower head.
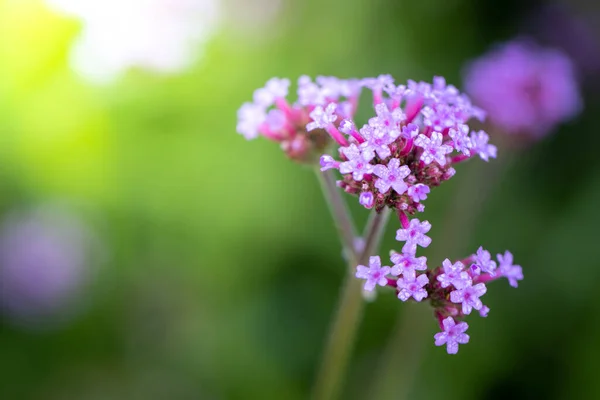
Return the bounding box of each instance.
[363,236,522,354]
[464,39,582,139]
[317,74,489,214]
[237,75,363,163]
[236,73,523,355]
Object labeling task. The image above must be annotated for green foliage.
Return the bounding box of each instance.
[0,0,598,399]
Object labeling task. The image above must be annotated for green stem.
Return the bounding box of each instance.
[312,168,391,400]
[316,169,358,260]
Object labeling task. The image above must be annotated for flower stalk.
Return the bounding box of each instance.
[312,175,391,400]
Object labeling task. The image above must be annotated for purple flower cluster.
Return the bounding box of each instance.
[464,39,581,138]
[237,76,362,162]
[318,75,493,213]
[237,74,522,355]
[315,74,519,354]
[356,221,523,354]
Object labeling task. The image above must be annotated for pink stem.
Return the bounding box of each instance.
[405,97,423,123]
[349,129,365,144]
[474,273,499,284]
[327,125,349,147]
[284,122,297,138]
[451,154,472,164]
[459,256,473,265]
[259,123,285,141]
[398,211,410,229]
[373,91,383,106]
[275,98,294,120]
[399,139,413,156]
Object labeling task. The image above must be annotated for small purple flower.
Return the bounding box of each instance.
[236,102,266,140]
[470,131,497,161]
[363,74,394,92]
[473,246,497,275]
[407,184,430,202]
[401,123,419,139]
[339,119,357,136]
[395,218,432,253]
[384,83,407,102]
[421,104,456,132]
[356,256,391,291]
[319,155,339,171]
[450,282,487,315]
[497,251,524,288]
[390,251,427,276]
[315,76,345,99]
[359,192,375,209]
[406,79,433,98]
[414,132,452,166]
[397,273,429,302]
[265,109,286,131]
[359,125,399,161]
[437,259,472,289]
[448,125,472,156]
[307,103,338,131]
[253,77,290,107]
[369,103,405,132]
[338,78,363,99]
[339,144,373,180]
[297,75,325,106]
[336,102,353,119]
[432,76,460,102]
[479,305,490,317]
[373,159,411,195]
[434,317,470,354]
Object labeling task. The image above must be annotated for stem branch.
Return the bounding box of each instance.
[312,168,391,400]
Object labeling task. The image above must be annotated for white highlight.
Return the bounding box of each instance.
[46,0,219,83]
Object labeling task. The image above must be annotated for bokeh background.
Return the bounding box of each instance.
[1,0,599,399]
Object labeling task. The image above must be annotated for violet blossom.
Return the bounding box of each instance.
[434,317,470,354]
[464,39,582,138]
[356,256,391,292]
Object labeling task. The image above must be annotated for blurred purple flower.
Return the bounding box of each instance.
[497,250,524,288]
[0,205,97,327]
[464,39,582,138]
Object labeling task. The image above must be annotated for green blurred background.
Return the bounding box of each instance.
[1,0,599,399]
